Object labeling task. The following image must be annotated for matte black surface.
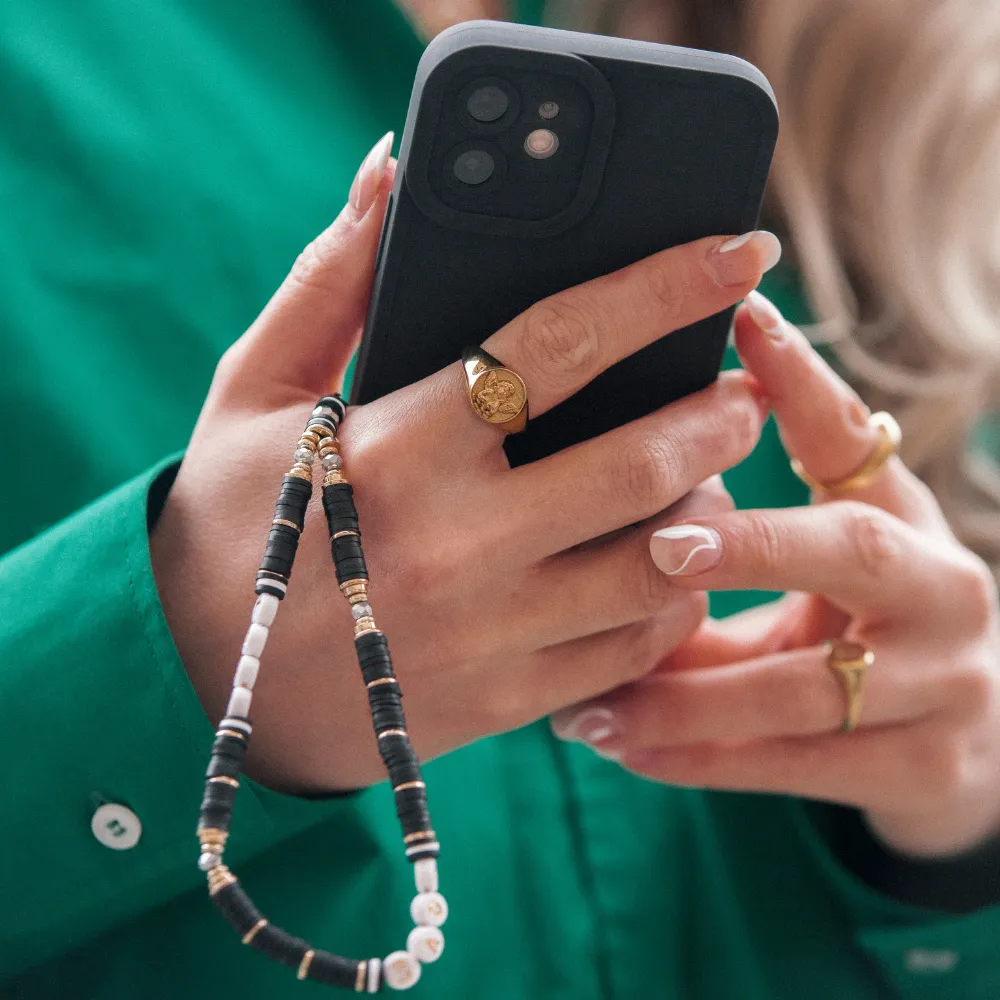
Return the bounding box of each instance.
[351,22,777,468]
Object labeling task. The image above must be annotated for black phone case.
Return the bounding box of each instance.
[350,21,778,467]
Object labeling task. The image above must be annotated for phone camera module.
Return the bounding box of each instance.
[466,85,509,123]
[453,148,496,185]
[524,128,559,160]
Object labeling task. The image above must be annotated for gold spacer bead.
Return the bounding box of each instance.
[306,423,333,438]
[216,728,247,741]
[367,676,397,689]
[332,530,360,539]
[200,840,225,856]
[378,728,408,740]
[403,830,437,844]
[340,580,369,601]
[353,616,377,633]
[297,949,315,980]
[299,430,321,446]
[207,865,237,895]
[323,470,348,486]
[208,775,240,788]
[242,918,268,945]
[355,960,367,992]
[272,518,301,531]
[353,627,381,639]
[393,781,426,794]
[288,466,312,481]
[196,826,230,847]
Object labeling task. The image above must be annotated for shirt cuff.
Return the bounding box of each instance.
[0,456,358,977]
[787,797,1000,998]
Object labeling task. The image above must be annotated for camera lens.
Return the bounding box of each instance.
[453,149,495,185]
[466,85,509,123]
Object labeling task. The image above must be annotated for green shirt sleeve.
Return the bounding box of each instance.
[0,457,352,979]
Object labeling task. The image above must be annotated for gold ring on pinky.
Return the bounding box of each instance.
[791,411,901,497]
[461,346,529,434]
[825,640,874,732]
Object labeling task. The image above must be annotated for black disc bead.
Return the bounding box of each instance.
[395,787,432,836]
[355,633,394,684]
[246,922,311,972]
[259,524,301,578]
[321,483,361,537]
[306,950,359,990]
[211,731,249,763]
[331,534,367,584]
[211,882,265,939]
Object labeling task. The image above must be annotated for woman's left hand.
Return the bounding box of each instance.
[553,291,1000,859]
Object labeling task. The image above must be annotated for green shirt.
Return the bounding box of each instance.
[2,2,998,998]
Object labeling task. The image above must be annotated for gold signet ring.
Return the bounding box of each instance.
[461,346,529,435]
[791,412,901,497]
[825,640,874,732]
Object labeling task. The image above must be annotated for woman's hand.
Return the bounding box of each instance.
[150,133,778,793]
[553,291,1000,859]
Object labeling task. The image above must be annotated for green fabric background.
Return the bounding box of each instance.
[1,2,997,998]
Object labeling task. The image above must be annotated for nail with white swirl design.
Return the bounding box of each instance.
[649,524,723,576]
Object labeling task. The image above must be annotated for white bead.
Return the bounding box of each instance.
[251,593,279,626]
[241,623,268,658]
[351,602,373,620]
[407,926,445,963]
[198,851,221,871]
[234,655,260,689]
[366,957,381,992]
[227,687,252,718]
[382,951,421,990]
[410,891,448,927]
[413,859,439,894]
[312,405,335,417]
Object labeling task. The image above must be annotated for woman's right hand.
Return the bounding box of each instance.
[150,134,778,793]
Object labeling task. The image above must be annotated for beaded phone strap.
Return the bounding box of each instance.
[196,395,445,993]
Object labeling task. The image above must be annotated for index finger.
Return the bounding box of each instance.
[423,230,780,449]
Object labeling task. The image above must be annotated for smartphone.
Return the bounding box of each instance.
[350,21,778,468]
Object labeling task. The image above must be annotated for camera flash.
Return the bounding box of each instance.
[524,128,559,159]
[538,101,559,120]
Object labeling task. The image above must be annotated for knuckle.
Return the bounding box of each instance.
[948,658,996,720]
[919,735,970,798]
[641,258,691,325]
[953,556,998,630]
[517,299,601,385]
[740,513,784,574]
[841,503,901,580]
[287,228,348,293]
[612,433,685,514]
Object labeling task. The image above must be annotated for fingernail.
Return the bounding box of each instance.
[745,290,786,340]
[551,707,618,744]
[349,131,394,215]
[650,525,723,576]
[706,231,782,286]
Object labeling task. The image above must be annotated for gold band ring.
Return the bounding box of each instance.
[791,411,901,497]
[461,346,529,434]
[825,640,874,732]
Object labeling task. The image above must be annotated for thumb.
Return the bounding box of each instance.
[232,131,395,400]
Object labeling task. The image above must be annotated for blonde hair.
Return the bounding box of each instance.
[550,0,1000,572]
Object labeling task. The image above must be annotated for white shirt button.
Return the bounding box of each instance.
[91,803,142,850]
[903,948,960,974]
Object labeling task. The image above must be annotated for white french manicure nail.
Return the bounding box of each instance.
[650,525,723,576]
[349,131,394,215]
[551,707,617,744]
[745,290,786,340]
